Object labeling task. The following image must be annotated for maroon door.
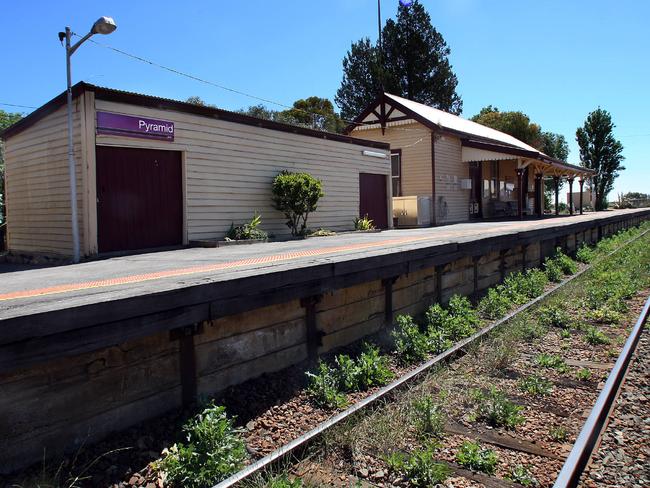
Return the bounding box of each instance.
[359,173,388,229]
[96,146,183,253]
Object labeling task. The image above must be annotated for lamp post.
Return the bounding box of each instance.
[60,17,116,262]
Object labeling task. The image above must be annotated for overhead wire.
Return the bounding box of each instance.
[0,102,37,110]
[73,33,423,137]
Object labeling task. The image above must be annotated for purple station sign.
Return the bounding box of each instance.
[96,111,175,141]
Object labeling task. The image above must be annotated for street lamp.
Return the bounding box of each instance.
[59,17,116,263]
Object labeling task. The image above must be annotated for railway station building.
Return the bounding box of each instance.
[0,83,392,258]
[347,93,594,227]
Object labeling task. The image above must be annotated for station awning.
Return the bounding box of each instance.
[461,139,594,178]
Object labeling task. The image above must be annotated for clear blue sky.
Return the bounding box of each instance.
[1,0,648,198]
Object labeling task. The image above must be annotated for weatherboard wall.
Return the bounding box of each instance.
[351,122,433,198]
[351,123,473,225]
[94,99,392,243]
[3,97,87,257]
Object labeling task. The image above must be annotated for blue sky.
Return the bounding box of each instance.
[1,0,648,198]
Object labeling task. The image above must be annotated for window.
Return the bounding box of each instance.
[391,150,402,197]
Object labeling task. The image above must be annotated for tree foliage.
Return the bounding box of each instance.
[541,132,569,162]
[271,171,324,236]
[470,106,542,148]
[279,96,344,133]
[238,97,344,133]
[0,109,24,224]
[238,104,279,121]
[576,108,625,210]
[335,0,462,120]
[185,96,217,108]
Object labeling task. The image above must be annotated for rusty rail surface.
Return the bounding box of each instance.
[553,294,650,488]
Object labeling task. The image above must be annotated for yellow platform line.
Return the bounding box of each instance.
[0,233,446,302]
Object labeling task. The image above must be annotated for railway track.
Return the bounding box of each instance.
[212,228,650,488]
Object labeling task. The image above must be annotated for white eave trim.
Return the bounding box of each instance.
[352,118,418,131]
[462,147,517,162]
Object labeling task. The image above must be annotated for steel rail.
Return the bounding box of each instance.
[553,294,650,488]
[214,227,649,488]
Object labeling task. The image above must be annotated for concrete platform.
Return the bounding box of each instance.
[0,210,643,317]
[0,209,648,371]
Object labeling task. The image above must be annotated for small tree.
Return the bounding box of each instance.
[576,108,625,211]
[272,171,324,236]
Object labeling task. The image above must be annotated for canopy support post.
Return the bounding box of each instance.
[579,178,585,214]
[554,176,560,216]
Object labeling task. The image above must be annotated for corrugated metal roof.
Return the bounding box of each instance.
[383,93,542,154]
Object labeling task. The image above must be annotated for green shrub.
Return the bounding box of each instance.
[502,269,548,304]
[447,295,481,331]
[426,295,478,343]
[553,248,578,275]
[506,465,538,486]
[386,447,450,487]
[345,343,394,390]
[306,362,347,409]
[411,395,446,439]
[537,305,572,329]
[544,258,564,283]
[225,213,268,241]
[307,228,336,237]
[392,315,435,363]
[522,269,549,298]
[478,286,512,319]
[353,215,375,231]
[584,327,610,345]
[470,387,525,429]
[535,353,568,373]
[155,403,247,488]
[576,244,595,264]
[560,328,572,339]
[455,440,498,474]
[587,306,622,324]
[271,170,324,236]
[576,368,592,381]
[307,344,393,408]
[518,375,553,396]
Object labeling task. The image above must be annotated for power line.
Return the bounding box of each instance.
[74,33,421,135]
[0,102,37,110]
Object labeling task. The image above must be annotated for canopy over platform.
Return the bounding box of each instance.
[347,92,595,180]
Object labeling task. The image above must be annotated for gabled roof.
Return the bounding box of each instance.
[0,82,389,150]
[347,93,594,176]
[385,93,541,153]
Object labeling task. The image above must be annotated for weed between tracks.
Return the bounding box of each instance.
[287,224,650,487]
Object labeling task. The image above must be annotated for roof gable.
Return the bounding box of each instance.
[347,93,594,176]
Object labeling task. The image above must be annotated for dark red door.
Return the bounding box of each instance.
[96,146,183,253]
[359,173,388,229]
